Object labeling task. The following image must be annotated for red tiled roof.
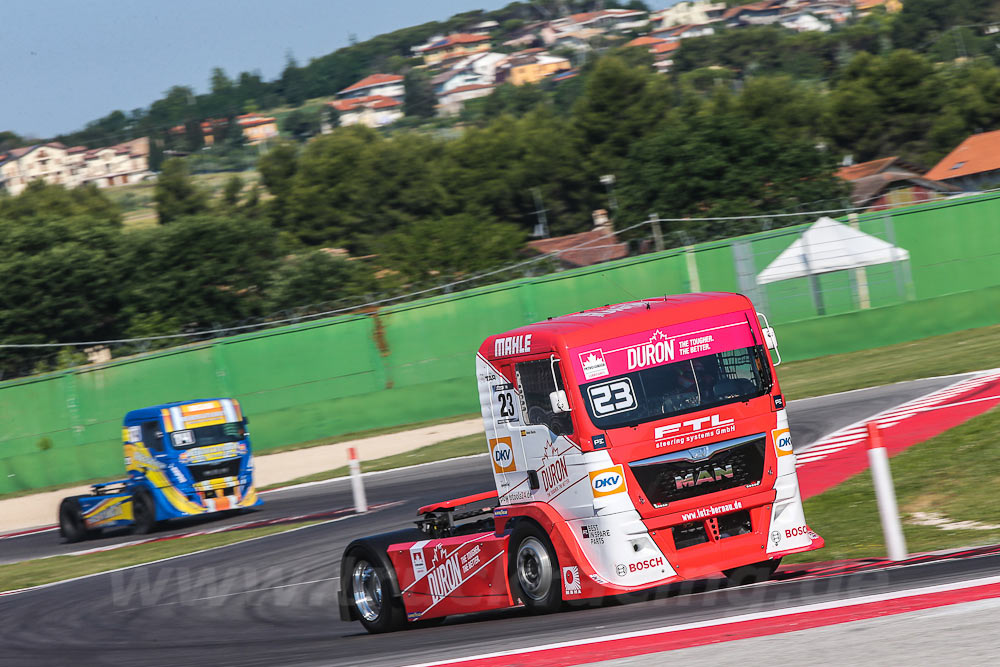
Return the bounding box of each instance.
[442,83,494,96]
[329,95,401,112]
[626,36,665,47]
[526,226,627,268]
[338,73,404,95]
[836,156,899,181]
[420,33,490,53]
[651,41,680,54]
[925,130,1000,181]
[568,8,645,24]
[239,117,277,128]
[369,97,402,109]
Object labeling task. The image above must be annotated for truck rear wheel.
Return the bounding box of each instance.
[347,549,405,633]
[724,558,781,587]
[510,522,562,614]
[58,497,91,543]
[132,488,157,535]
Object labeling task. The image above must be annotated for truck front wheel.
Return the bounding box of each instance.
[347,550,405,633]
[510,522,562,614]
[59,498,91,543]
[132,488,157,535]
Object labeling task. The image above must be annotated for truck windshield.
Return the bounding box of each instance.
[579,346,771,430]
[170,422,246,449]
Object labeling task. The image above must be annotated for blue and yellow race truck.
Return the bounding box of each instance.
[57,398,262,541]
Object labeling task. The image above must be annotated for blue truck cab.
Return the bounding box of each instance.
[58,398,262,541]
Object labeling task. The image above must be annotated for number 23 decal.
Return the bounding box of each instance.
[497,391,516,417]
[588,378,637,416]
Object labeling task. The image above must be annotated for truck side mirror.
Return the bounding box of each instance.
[243,416,250,426]
[756,311,781,366]
[762,326,778,350]
[549,390,571,414]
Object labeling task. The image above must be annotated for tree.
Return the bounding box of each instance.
[257,140,299,221]
[148,134,166,172]
[0,183,125,376]
[619,96,847,242]
[120,215,280,329]
[209,67,235,117]
[403,69,437,118]
[279,53,307,107]
[374,214,525,285]
[154,158,209,223]
[0,131,26,152]
[265,250,374,314]
[222,175,244,207]
[283,108,322,142]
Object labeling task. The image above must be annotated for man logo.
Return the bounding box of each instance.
[772,428,793,457]
[489,437,516,473]
[690,446,710,461]
[589,465,627,498]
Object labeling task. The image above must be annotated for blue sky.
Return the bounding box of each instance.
[2,1,677,139]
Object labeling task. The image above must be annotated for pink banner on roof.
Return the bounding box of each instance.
[570,312,755,382]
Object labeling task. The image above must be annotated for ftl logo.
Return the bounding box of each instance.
[655,414,734,439]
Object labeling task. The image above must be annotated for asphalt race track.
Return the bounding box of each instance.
[0,373,992,667]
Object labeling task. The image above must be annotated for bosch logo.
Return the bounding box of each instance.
[589,465,627,498]
[627,557,664,573]
[489,437,516,473]
[785,525,809,539]
[615,564,628,577]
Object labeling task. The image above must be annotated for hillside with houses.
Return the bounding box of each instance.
[4,0,1000,375]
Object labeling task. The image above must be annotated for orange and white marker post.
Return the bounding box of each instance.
[348,446,368,514]
[866,422,907,561]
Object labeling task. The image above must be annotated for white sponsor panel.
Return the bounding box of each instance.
[563,566,581,595]
[568,512,675,587]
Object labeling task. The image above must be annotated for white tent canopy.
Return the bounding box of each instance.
[755,216,909,285]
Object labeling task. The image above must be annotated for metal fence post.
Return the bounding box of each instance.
[866,422,907,561]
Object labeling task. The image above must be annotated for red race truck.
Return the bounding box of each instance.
[339,293,822,632]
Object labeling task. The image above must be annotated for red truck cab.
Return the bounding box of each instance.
[339,294,822,633]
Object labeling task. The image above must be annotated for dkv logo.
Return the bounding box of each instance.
[489,437,517,473]
[772,428,793,457]
[589,465,627,498]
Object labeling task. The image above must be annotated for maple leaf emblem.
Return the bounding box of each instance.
[585,353,602,365]
[649,330,668,343]
[431,544,449,568]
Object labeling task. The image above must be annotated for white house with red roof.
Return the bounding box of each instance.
[0,137,151,195]
[328,96,404,128]
[337,73,405,101]
[437,84,496,116]
[412,33,491,65]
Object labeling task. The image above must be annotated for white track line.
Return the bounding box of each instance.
[796,368,1000,468]
[403,574,1000,667]
[0,514,356,598]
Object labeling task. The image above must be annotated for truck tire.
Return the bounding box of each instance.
[509,522,562,614]
[58,497,91,543]
[132,488,157,535]
[345,547,406,634]
[723,558,781,587]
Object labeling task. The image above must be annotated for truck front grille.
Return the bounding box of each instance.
[630,433,766,508]
[187,459,242,483]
